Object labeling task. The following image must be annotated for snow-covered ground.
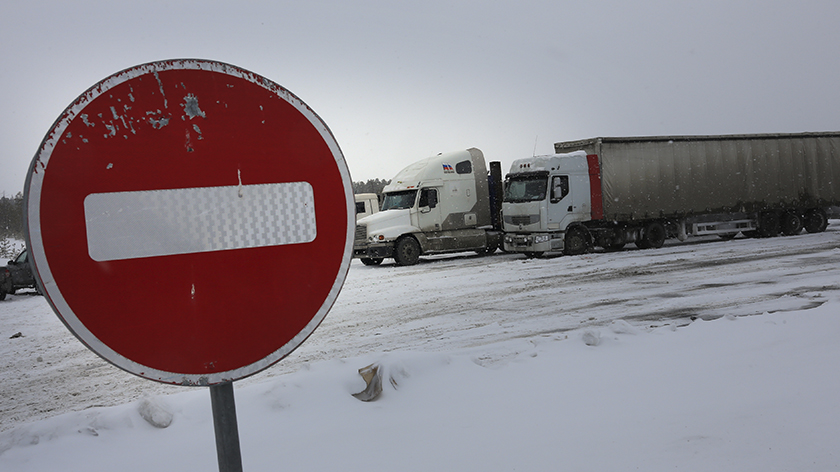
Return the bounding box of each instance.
[1,226,840,471]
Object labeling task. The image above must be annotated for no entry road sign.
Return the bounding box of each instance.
[25,59,355,386]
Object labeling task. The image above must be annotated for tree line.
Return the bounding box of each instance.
[353,178,390,197]
[0,192,24,240]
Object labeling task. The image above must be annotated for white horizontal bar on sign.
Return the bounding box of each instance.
[84,182,316,262]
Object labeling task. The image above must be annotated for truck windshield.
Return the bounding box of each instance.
[381,190,418,210]
[504,175,548,203]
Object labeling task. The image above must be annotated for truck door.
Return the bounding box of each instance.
[417,187,442,234]
[548,175,577,230]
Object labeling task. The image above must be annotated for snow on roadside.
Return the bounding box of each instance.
[1,300,838,471]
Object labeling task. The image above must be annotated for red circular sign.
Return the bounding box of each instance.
[25,59,354,385]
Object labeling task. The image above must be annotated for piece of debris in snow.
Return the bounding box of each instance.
[582,329,601,346]
[352,363,384,402]
[9,332,22,339]
[138,396,174,428]
[609,320,638,335]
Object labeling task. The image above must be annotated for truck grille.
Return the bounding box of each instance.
[505,214,540,226]
[354,224,367,243]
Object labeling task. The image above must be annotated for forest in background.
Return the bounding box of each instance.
[0,192,24,257]
[352,178,389,196]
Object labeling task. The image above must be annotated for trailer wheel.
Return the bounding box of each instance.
[564,227,590,255]
[758,211,780,238]
[394,237,421,266]
[637,221,666,249]
[360,257,384,266]
[804,208,828,233]
[780,212,803,236]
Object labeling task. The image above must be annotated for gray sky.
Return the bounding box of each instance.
[3,1,840,195]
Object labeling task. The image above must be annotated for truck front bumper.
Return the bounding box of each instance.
[503,233,561,253]
[353,243,394,259]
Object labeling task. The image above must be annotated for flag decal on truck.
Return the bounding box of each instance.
[442,164,454,173]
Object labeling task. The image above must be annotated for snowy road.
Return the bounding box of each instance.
[2,224,839,432]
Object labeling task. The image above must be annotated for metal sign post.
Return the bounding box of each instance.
[25,59,354,471]
[210,383,243,472]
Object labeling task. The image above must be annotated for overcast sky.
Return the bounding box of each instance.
[2,1,840,195]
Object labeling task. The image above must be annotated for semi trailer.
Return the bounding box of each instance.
[502,132,840,256]
[354,148,504,266]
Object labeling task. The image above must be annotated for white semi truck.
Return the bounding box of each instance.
[354,148,504,266]
[502,132,840,256]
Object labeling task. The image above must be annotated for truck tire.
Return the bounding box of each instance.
[636,221,666,249]
[759,211,781,237]
[804,208,828,233]
[0,290,6,301]
[780,212,803,236]
[758,211,780,238]
[564,227,590,255]
[360,257,384,266]
[394,237,421,266]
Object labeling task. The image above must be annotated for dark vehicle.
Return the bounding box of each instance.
[0,249,39,299]
[0,266,11,300]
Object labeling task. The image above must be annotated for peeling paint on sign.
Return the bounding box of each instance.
[183,94,205,119]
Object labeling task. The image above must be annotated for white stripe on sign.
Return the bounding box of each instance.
[84,182,316,262]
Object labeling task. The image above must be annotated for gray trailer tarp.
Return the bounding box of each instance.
[555,133,840,220]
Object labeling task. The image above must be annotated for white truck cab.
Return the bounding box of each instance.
[354,193,380,221]
[354,148,503,266]
[502,152,592,255]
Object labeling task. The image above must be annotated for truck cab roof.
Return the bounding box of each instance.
[384,148,484,193]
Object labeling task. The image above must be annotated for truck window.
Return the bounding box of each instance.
[504,174,548,203]
[381,190,418,210]
[355,201,367,214]
[419,188,438,208]
[551,175,569,203]
[455,160,472,174]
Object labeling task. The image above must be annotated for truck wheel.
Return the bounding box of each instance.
[758,211,780,237]
[360,258,384,266]
[0,290,6,301]
[394,237,421,266]
[638,221,666,249]
[804,208,828,233]
[564,228,590,255]
[780,212,803,236]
